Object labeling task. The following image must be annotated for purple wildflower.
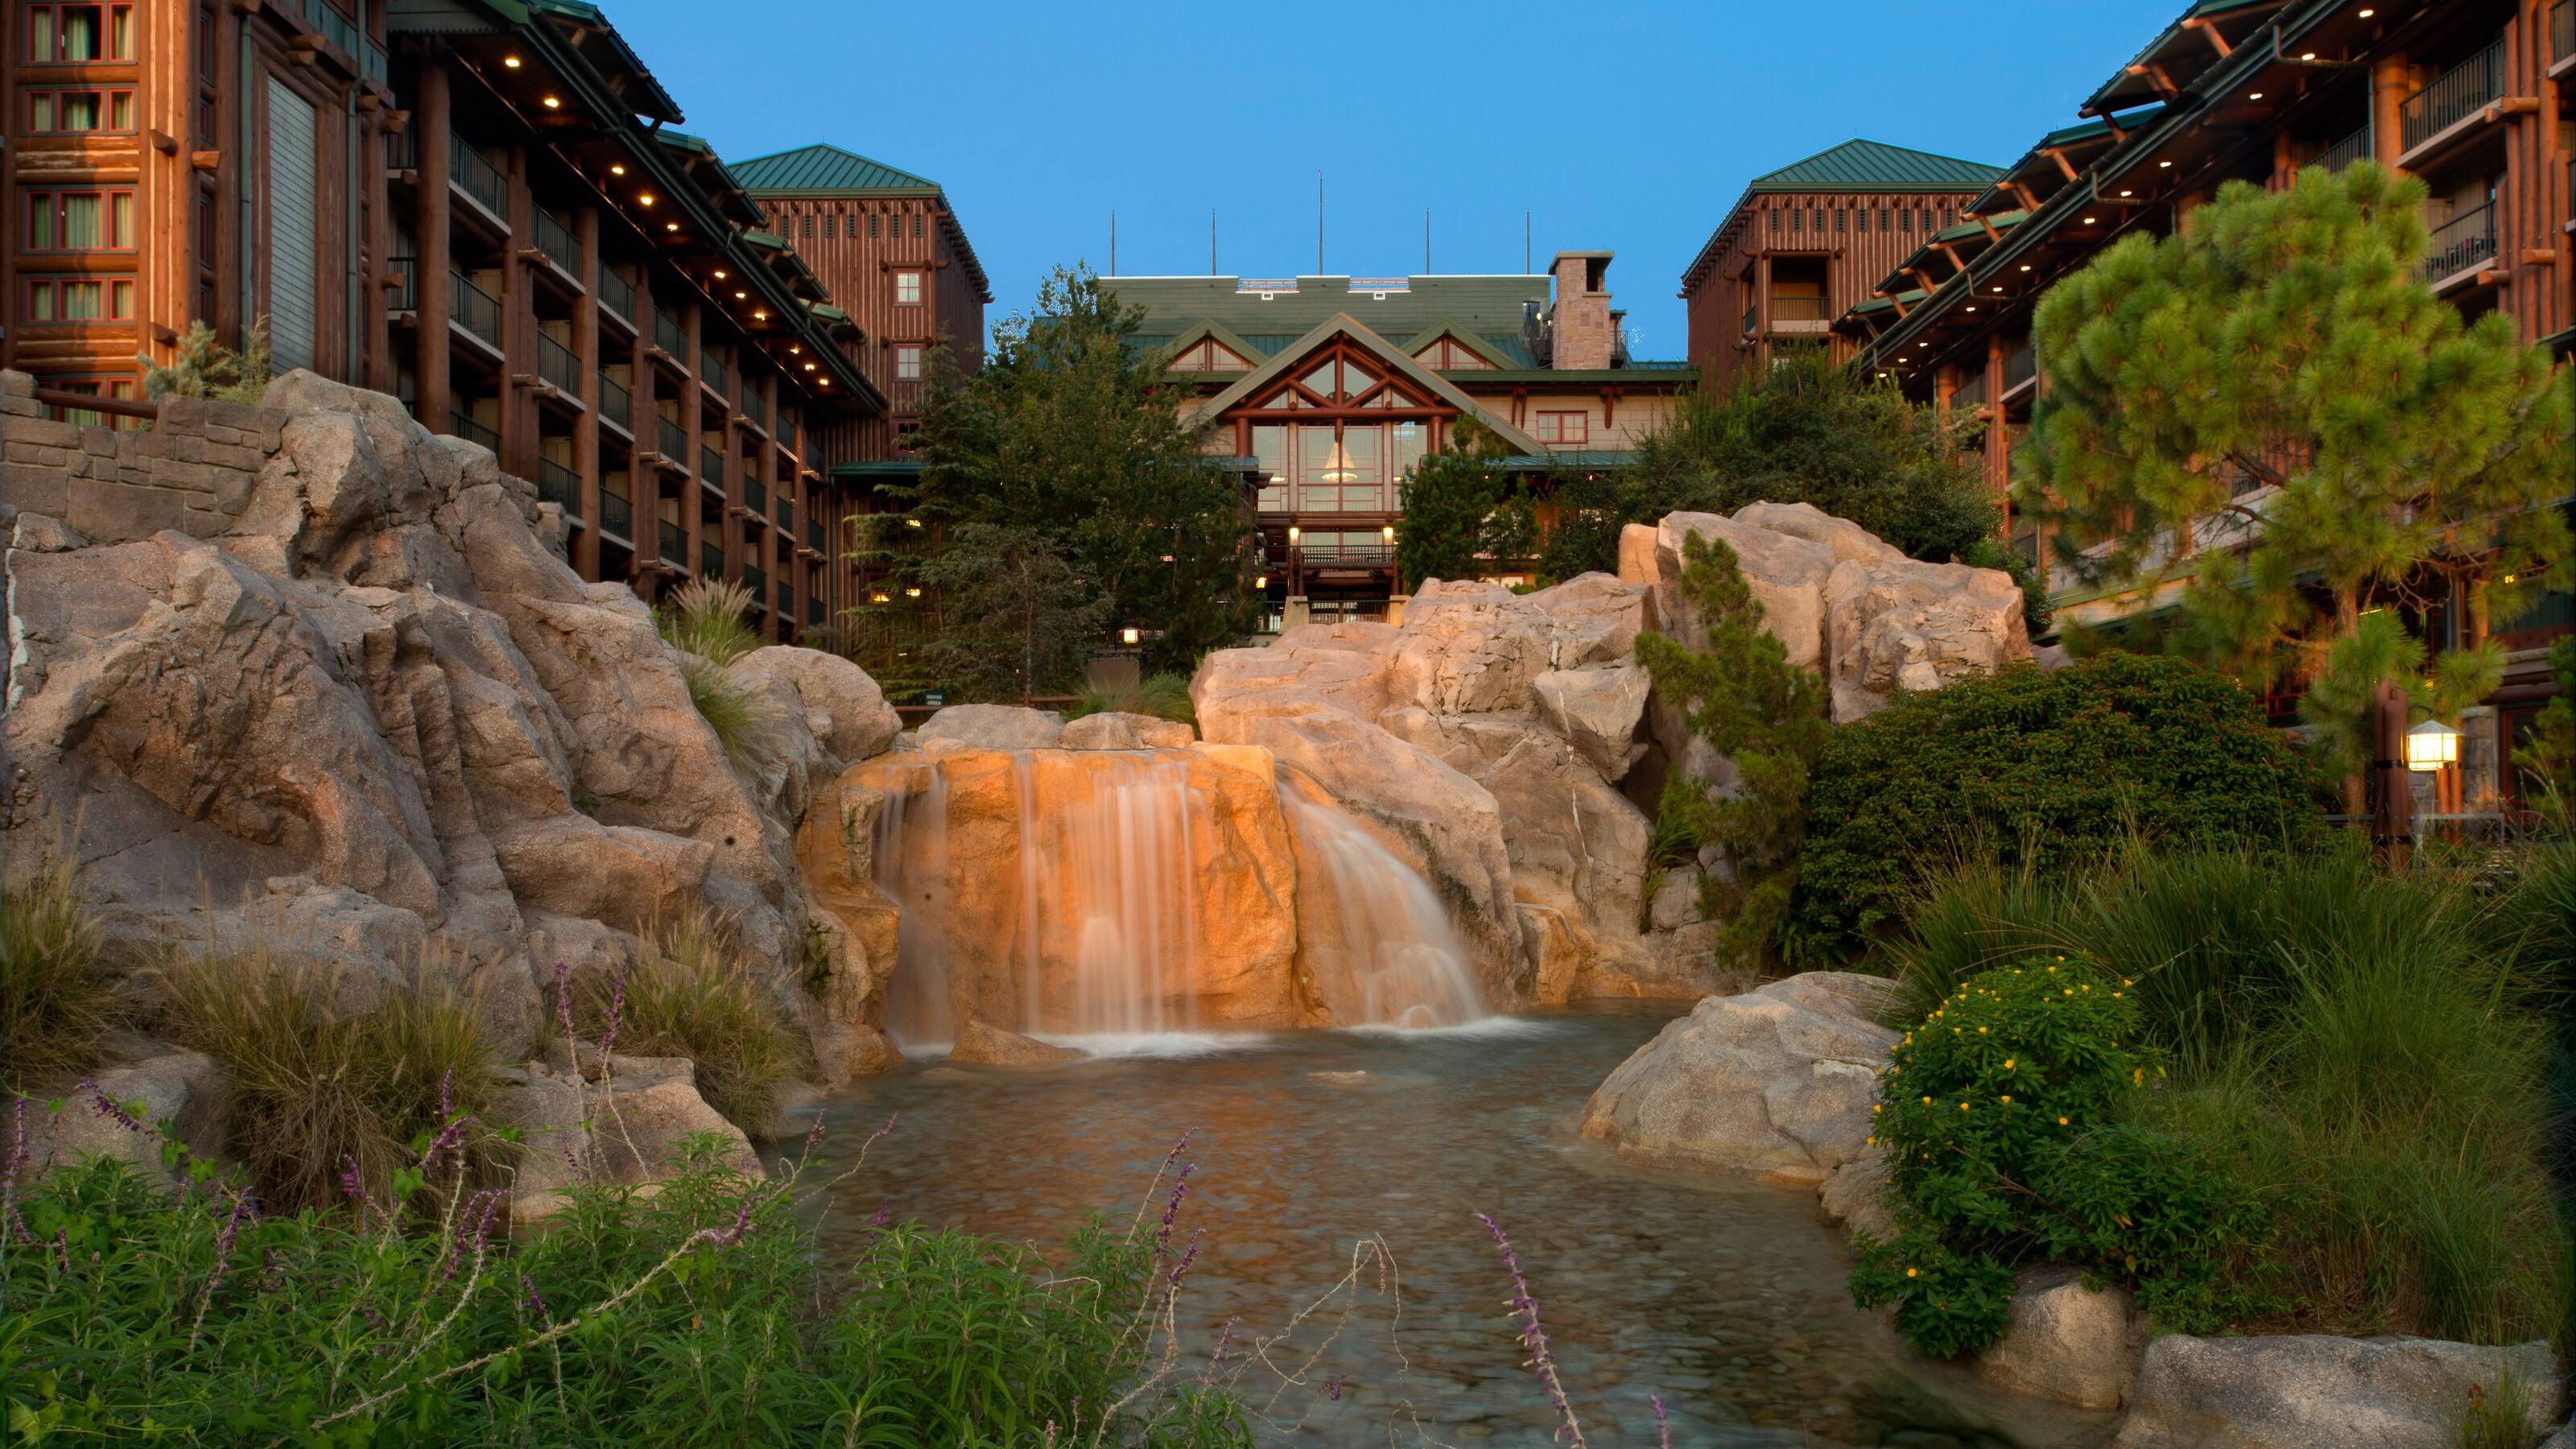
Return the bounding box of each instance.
[436,1066,455,1123]
[520,1273,551,1326]
[416,1113,474,1174]
[599,960,630,1057]
[188,1190,256,1349]
[1157,1162,1194,1245]
[1161,1229,1203,1308]
[1156,1129,1195,1179]
[803,1113,827,1151]
[1478,1212,1583,1447]
[3,1099,31,1245]
[1327,1374,1344,1402]
[711,1198,755,1247]
[1650,1393,1671,1449]
[870,1198,890,1230]
[553,958,575,1042]
[441,1189,506,1281]
[76,1082,146,1135]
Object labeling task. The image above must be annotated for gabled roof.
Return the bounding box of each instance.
[729,143,942,195]
[1682,139,2005,291]
[1186,314,1547,456]
[1157,319,1265,368]
[1402,319,1519,370]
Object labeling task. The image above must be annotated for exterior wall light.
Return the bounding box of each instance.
[1286,526,1301,543]
[503,55,522,68]
[1381,525,1395,542]
[870,591,890,604]
[904,587,922,598]
[542,95,561,109]
[2405,719,2460,772]
[1121,627,1141,646]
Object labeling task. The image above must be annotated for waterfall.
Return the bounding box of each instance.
[1282,793,1488,1030]
[1043,752,1202,1038]
[873,762,956,1049]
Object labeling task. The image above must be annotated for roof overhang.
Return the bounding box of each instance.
[1187,313,1549,456]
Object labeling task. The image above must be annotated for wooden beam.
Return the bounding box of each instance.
[2181,15,2232,57]
[2044,147,2082,184]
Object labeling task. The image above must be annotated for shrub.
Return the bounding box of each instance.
[576,910,805,1131]
[1,1140,1249,1444]
[141,319,270,403]
[162,951,497,1212]
[656,577,761,667]
[1789,652,2327,956]
[1071,671,1197,726]
[681,657,784,774]
[0,857,119,1089]
[1851,954,2273,1356]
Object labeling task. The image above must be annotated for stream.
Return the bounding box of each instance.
[794,1003,2113,1447]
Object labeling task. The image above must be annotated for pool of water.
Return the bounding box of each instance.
[793,1002,2115,1447]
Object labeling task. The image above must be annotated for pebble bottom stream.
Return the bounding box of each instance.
[796,1002,2116,1447]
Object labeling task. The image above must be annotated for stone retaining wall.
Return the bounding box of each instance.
[0,369,287,543]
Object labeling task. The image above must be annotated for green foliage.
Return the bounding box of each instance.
[1608,347,2000,572]
[1790,653,2327,956]
[1070,671,1197,726]
[2017,163,2572,766]
[1393,423,1525,585]
[1635,532,1829,964]
[1,1143,1251,1445]
[912,265,1255,674]
[582,910,806,1131]
[1886,844,2572,1344]
[1852,955,2273,1356]
[915,521,1113,702]
[0,857,118,1090]
[140,319,271,404]
[655,576,761,667]
[161,951,498,1212]
[2510,636,2576,828]
[1959,536,2055,637]
[681,657,785,774]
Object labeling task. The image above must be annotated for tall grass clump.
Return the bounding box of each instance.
[0,857,119,1089]
[1885,841,2571,1344]
[162,951,497,1212]
[1071,670,1198,727]
[680,656,784,773]
[654,576,760,667]
[573,910,804,1131]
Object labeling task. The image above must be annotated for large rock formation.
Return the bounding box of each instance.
[0,369,902,1102]
[2112,1335,2564,1447]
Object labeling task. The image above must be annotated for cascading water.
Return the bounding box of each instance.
[1282,791,1489,1030]
[873,762,956,1049]
[1045,752,1203,1038]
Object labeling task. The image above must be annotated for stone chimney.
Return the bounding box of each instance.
[1549,251,1616,370]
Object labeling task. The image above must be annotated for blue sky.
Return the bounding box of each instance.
[611,0,2185,357]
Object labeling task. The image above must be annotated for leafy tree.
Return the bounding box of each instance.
[2512,636,2576,828]
[1393,421,1521,585]
[140,319,271,403]
[908,265,1254,674]
[1636,532,1830,964]
[2015,163,2572,782]
[916,522,1109,703]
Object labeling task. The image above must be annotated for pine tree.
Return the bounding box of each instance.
[1392,419,1517,587]
[140,319,270,403]
[2017,163,2572,778]
[1636,532,1830,965]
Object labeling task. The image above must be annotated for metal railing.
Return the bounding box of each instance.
[807,519,825,553]
[702,540,724,580]
[661,521,687,568]
[742,564,767,605]
[449,270,502,348]
[597,370,632,431]
[1769,293,1835,323]
[448,409,499,452]
[2314,123,2372,174]
[533,208,581,277]
[701,349,729,402]
[536,333,580,395]
[700,444,725,485]
[2399,37,2504,153]
[653,311,687,360]
[742,387,766,431]
[1951,370,1989,413]
[599,485,632,541]
[2002,341,2037,394]
[2553,0,2573,64]
[745,478,767,516]
[807,597,824,625]
[450,132,508,220]
[387,256,418,312]
[2424,201,2498,282]
[777,580,795,615]
[657,414,687,461]
[598,268,635,323]
[1740,303,1757,336]
[776,494,793,532]
[537,456,581,519]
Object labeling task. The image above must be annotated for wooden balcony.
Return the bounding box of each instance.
[2423,200,2500,294]
[2396,38,2507,174]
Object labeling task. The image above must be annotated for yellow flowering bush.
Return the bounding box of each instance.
[1850,952,2272,1356]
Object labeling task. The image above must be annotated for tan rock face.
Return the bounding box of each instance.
[1975,1265,2143,1410]
[1060,712,1196,750]
[496,1054,764,1223]
[2113,1334,2565,1447]
[947,1018,1084,1067]
[841,745,1310,1041]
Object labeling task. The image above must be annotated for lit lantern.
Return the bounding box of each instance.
[1381,524,1395,543]
[2404,718,2460,773]
[869,591,890,605]
[1286,526,1301,544]
[1254,574,1267,588]
[1121,627,1141,646]
[1320,440,1356,484]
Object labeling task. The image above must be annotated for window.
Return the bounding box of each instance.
[1877,207,1888,231]
[869,213,880,238]
[25,276,134,320]
[27,4,134,61]
[1768,208,1780,233]
[911,213,923,238]
[801,215,813,239]
[1790,208,1802,233]
[44,375,138,429]
[1535,411,1588,444]
[822,215,836,239]
[23,189,135,250]
[27,89,134,132]
[893,344,922,381]
[1835,207,1846,233]
[894,269,923,306]
[893,418,921,452]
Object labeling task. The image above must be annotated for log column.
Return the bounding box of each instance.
[683,300,709,589]
[414,64,452,432]
[630,268,658,591]
[2372,52,2411,171]
[572,204,602,580]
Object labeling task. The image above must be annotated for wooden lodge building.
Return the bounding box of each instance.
[1679,139,2005,392]
[0,0,981,642]
[1830,0,2576,804]
[1105,252,1697,628]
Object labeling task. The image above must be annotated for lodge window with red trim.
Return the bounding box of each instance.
[27,4,136,62]
[25,275,134,321]
[1535,411,1588,445]
[23,188,137,250]
[26,88,134,132]
[893,345,923,382]
[43,375,142,429]
[894,269,923,306]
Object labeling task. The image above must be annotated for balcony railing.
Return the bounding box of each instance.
[533,208,581,278]
[1951,371,1989,413]
[2002,341,2037,395]
[386,127,416,171]
[536,333,580,396]
[745,477,767,515]
[657,415,688,461]
[599,485,632,542]
[2553,0,2573,65]
[777,580,794,615]
[776,495,793,532]
[388,256,418,312]
[598,267,636,323]
[702,349,729,402]
[1740,303,1757,336]
[449,270,502,349]
[1769,294,1835,324]
[597,370,632,431]
[653,312,687,361]
[807,597,824,625]
[448,409,499,452]
[742,387,767,431]
[700,444,726,485]
[2399,37,2504,153]
[537,456,581,519]
[742,564,768,605]
[662,521,687,568]
[2314,123,2372,175]
[450,133,508,221]
[2423,200,2499,282]
[807,518,825,553]
[703,541,725,580]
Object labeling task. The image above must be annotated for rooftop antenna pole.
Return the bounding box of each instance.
[1524,210,1531,274]
[1424,209,1430,274]
[1316,172,1323,274]
[1109,209,1117,276]
[1211,209,1217,275]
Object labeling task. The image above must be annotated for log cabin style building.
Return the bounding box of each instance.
[1678,139,2004,392]
[1106,251,1696,628]
[0,0,989,645]
[1834,0,2576,805]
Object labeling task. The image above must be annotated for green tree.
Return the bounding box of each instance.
[140,319,270,403]
[909,265,1254,674]
[1393,421,1520,585]
[2016,163,2572,780]
[1636,531,1831,964]
[916,522,1110,702]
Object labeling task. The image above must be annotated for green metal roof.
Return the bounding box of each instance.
[1494,451,1636,471]
[2081,0,2287,117]
[1683,139,2005,291]
[729,143,941,195]
[1104,275,1550,354]
[827,460,923,481]
[520,0,683,123]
